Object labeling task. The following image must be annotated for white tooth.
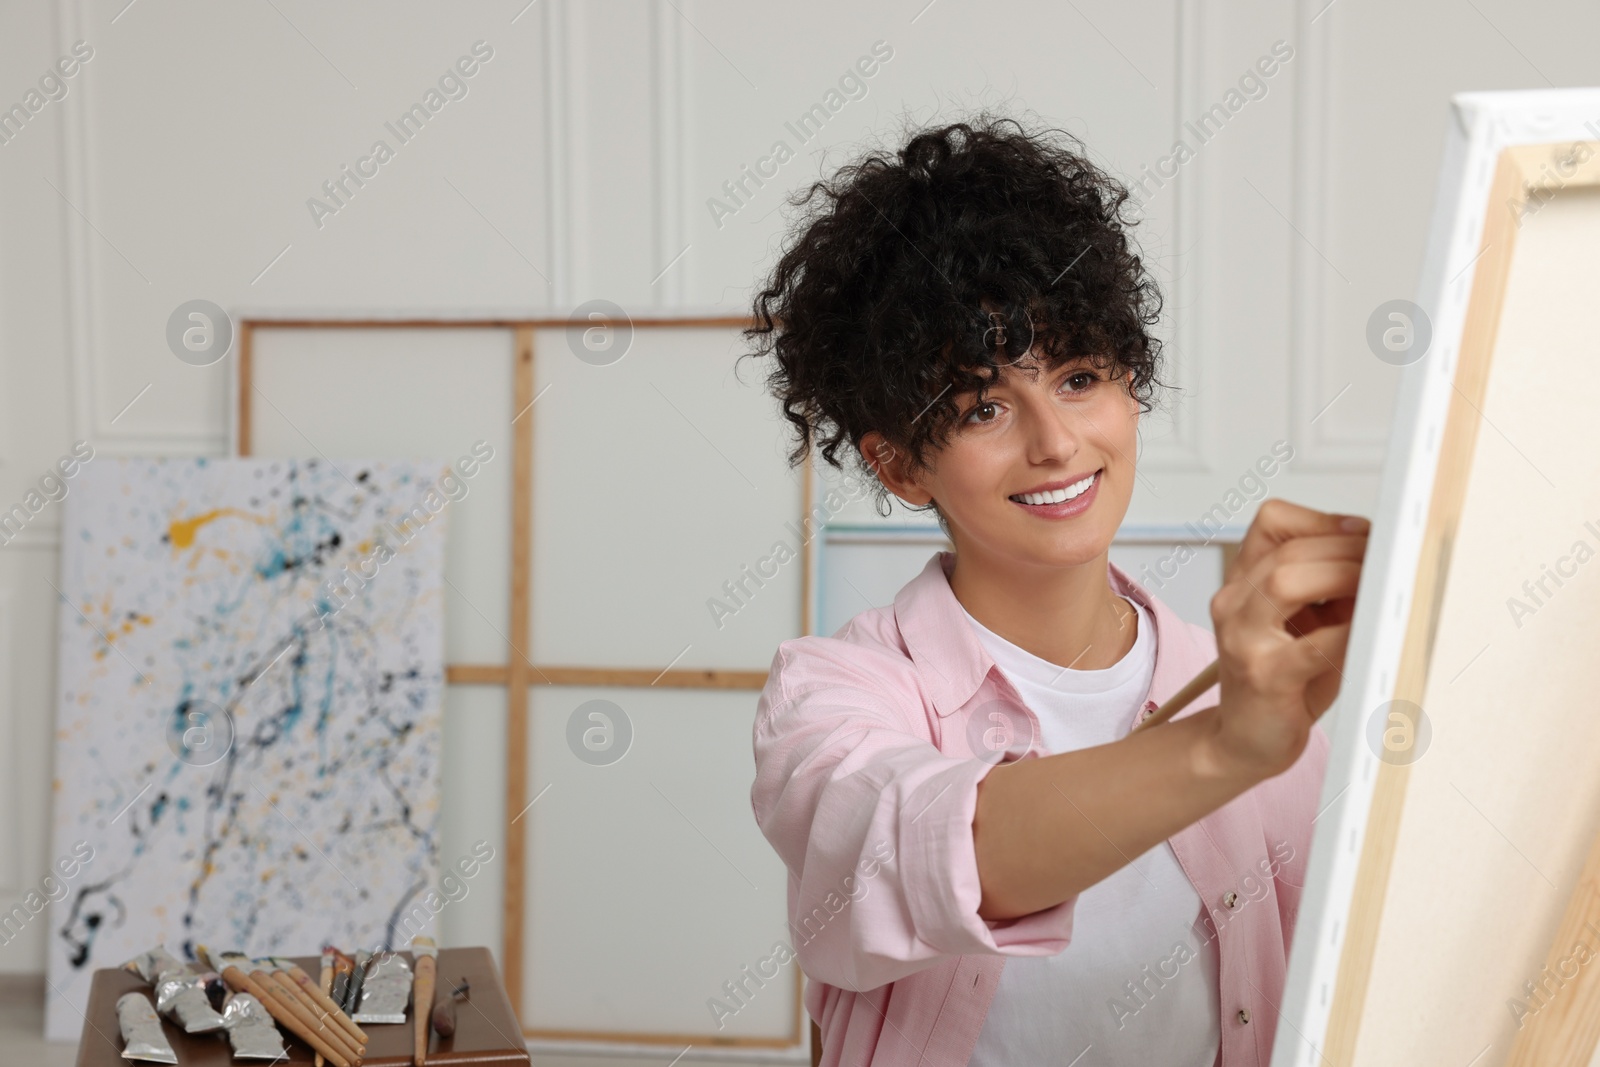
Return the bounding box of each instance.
[1014,472,1095,505]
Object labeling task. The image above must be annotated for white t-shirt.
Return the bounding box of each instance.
[963,596,1221,1067]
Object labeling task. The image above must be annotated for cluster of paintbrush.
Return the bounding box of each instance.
[327,947,371,1027]
[319,947,375,1067]
[197,945,370,1067]
[324,936,445,1067]
[192,937,454,1067]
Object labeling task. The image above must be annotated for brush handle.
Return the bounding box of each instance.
[270,971,362,1063]
[1130,659,1219,734]
[254,969,363,1065]
[315,957,333,1067]
[289,965,370,1045]
[412,953,436,1067]
[345,952,371,1015]
[221,965,350,1067]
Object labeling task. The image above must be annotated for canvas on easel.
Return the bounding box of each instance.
[1273,88,1600,1066]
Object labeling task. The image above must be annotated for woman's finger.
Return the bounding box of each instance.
[1235,557,1364,633]
[1295,621,1354,718]
[1230,498,1369,579]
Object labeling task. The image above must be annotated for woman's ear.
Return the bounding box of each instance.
[859,432,933,506]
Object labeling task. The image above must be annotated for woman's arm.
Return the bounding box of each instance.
[975,500,1368,921]
[751,651,1084,993]
[973,704,1260,919]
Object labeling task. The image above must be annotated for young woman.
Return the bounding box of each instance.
[743,114,1367,1066]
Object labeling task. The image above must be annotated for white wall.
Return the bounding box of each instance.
[3,0,1599,1060]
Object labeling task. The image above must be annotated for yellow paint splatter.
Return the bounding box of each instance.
[169,508,238,549]
[168,508,267,550]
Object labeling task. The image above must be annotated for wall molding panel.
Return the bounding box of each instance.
[1288,0,1388,471]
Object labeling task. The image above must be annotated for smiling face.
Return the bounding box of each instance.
[862,349,1140,572]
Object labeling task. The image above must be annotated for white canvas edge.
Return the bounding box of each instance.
[1271,86,1600,1066]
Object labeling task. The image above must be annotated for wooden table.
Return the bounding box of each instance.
[73,945,530,1067]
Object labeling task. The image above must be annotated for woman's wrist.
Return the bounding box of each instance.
[1183,705,1270,792]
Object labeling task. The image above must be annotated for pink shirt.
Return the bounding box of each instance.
[749,550,1329,1066]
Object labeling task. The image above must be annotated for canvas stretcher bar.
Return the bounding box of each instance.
[233,316,811,1052]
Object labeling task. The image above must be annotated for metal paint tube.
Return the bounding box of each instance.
[124,946,227,1033]
[153,967,228,1033]
[352,951,412,1023]
[221,991,290,1060]
[124,947,184,985]
[115,992,178,1064]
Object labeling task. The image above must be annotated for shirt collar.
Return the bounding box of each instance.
[892,549,1199,718]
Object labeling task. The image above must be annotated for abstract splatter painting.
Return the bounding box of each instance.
[45,458,448,1040]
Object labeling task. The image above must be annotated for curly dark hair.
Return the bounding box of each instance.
[740,111,1169,523]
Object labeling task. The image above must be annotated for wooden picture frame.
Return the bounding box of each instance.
[1274,89,1600,1065]
[234,316,1254,1060]
[234,315,812,1053]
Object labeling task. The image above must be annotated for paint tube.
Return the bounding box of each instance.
[153,966,227,1033]
[123,946,226,1033]
[116,992,178,1064]
[124,946,184,984]
[352,950,412,1023]
[220,991,289,1060]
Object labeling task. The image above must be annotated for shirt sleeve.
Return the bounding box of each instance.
[750,637,1078,993]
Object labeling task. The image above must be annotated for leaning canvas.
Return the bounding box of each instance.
[43,457,448,1040]
[1274,89,1600,1065]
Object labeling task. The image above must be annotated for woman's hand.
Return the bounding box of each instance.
[1203,499,1369,781]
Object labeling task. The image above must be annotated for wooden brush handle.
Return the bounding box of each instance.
[1131,659,1219,734]
[289,965,370,1045]
[412,952,437,1067]
[315,958,333,1067]
[270,971,361,1062]
[254,969,362,1065]
[221,965,351,1067]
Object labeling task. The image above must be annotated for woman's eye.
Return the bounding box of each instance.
[963,401,998,425]
[1056,371,1107,396]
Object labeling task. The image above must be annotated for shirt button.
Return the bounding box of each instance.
[1237,1008,1251,1024]
[1223,891,1238,908]
[1137,706,1152,724]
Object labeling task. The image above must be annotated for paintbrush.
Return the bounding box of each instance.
[346,949,372,1015]
[431,978,469,1038]
[285,958,368,1048]
[260,956,364,1063]
[410,936,436,1067]
[250,949,369,1050]
[257,966,363,1064]
[330,948,356,1013]
[199,946,352,1067]
[315,947,334,1067]
[1130,588,1349,736]
[1129,659,1219,734]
